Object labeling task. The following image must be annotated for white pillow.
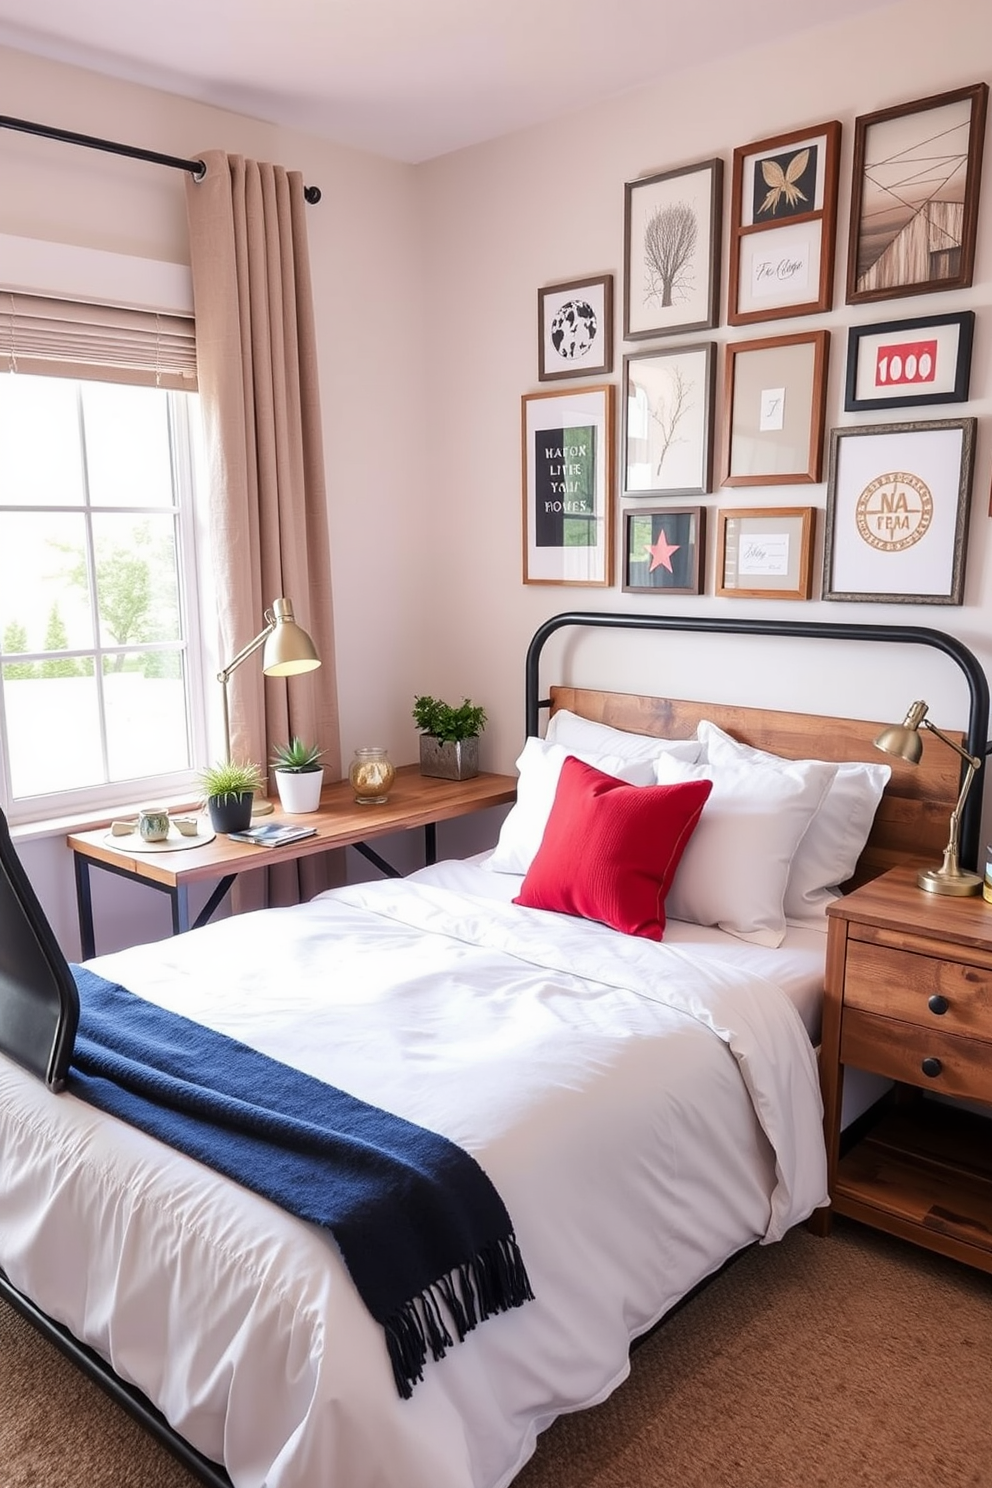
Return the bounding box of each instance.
[653,751,836,947]
[487,737,657,875]
[545,709,701,765]
[696,721,891,927]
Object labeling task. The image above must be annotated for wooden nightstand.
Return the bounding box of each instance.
[816,864,992,1272]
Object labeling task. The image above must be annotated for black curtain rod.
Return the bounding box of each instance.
[0,113,321,203]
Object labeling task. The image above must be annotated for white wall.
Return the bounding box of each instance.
[4,0,992,951]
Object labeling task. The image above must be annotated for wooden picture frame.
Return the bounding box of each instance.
[846,83,988,305]
[720,329,829,486]
[822,419,976,604]
[728,120,840,325]
[622,342,715,497]
[538,274,613,381]
[844,311,974,412]
[716,506,814,600]
[622,506,705,595]
[623,158,723,340]
[521,384,615,586]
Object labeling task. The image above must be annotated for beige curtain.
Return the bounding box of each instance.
[185,151,340,904]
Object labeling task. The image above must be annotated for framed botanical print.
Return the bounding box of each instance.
[623,158,723,339]
[847,83,988,304]
[623,506,705,595]
[716,507,814,600]
[538,274,613,381]
[844,311,975,411]
[622,342,715,497]
[521,384,615,586]
[720,329,829,486]
[822,419,976,604]
[728,120,841,325]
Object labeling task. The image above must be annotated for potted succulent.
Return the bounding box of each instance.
[270,737,326,813]
[412,695,487,781]
[196,758,264,834]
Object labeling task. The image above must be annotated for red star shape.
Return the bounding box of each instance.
[647,529,680,573]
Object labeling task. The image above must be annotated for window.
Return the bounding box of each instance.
[0,373,206,823]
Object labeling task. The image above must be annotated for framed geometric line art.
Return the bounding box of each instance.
[623,158,723,340]
[728,120,841,326]
[622,342,716,497]
[538,274,614,381]
[846,82,988,305]
[622,506,705,595]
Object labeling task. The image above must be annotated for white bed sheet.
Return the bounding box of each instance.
[0,873,828,1488]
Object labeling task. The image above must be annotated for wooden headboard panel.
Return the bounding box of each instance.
[549,685,962,885]
[526,612,990,883]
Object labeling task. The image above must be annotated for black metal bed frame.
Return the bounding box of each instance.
[0,610,987,1487]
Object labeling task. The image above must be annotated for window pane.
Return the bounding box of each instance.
[104,654,191,779]
[0,510,95,652]
[0,375,86,506]
[82,382,175,508]
[2,667,104,796]
[90,513,181,648]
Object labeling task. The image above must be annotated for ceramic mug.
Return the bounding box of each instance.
[138,806,170,843]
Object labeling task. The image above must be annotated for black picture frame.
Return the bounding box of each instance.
[622,506,705,595]
[537,274,614,381]
[844,311,975,412]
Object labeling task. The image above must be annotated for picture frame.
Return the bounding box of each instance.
[538,274,614,381]
[715,507,815,600]
[720,329,829,486]
[846,83,988,305]
[521,383,615,586]
[844,311,975,411]
[623,158,723,340]
[822,418,976,605]
[622,506,705,595]
[728,120,841,325]
[622,342,716,497]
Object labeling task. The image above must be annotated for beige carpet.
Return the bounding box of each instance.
[2,1218,990,1487]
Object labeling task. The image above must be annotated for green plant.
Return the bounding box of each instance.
[412,695,487,743]
[270,737,325,773]
[196,758,264,802]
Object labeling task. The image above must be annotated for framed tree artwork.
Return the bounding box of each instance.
[623,159,723,339]
[847,83,988,305]
[538,274,613,381]
[521,383,615,586]
[623,506,705,595]
[728,120,840,325]
[622,342,715,497]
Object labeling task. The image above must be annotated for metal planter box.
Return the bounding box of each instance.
[419,735,479,781]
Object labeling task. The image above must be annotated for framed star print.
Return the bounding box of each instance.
[716,506,815,600]
[623,506,704,595]
[622,343,715,497]
[728,120,841,325]
[522,383,615,585]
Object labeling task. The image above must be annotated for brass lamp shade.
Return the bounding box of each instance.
[261,598,321,677]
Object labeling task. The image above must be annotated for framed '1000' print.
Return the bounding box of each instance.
[522,384,615,586]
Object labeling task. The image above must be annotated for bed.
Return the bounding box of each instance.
[0,611,986,1488]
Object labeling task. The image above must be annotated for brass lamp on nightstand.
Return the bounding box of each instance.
[874,698,983,896]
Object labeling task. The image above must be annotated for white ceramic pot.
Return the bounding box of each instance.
[274,767,324,813]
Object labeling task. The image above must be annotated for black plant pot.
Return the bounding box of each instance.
[207,791,254,833]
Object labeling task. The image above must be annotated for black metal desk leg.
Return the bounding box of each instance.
[425,822,437,866]
[73,852,96,961]
[171,885,191,936]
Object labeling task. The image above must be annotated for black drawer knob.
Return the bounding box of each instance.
[928,994,949,1016]
[921,1056,943,1078]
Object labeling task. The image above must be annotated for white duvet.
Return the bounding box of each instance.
[0,876,828,1488]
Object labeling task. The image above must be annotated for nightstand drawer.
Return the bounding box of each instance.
[841,1007,992,1104]
[845,940,992,1042]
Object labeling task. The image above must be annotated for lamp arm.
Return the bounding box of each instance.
[920,718,983,774]
[216,615,276,686]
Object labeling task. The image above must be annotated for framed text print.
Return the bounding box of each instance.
[847,83,988,305]
[521,384,615,586]
[622,342,715,497]
[623,506,705,595]
[822,419,976,604]
[538,274,613,381]
[728,120,840,325]
[716,506,814,600]
[844,311,974,412]
[720,329,829,487]
[623,159,723,340]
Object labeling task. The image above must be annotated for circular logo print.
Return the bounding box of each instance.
[550,299,598,361]
[855,471,932,553]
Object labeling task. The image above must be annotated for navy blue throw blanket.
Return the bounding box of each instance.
[68,966,533,1398]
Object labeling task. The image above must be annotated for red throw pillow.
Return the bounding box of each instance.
[513,755,712,940]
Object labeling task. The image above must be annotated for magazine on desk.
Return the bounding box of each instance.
[227,824,319,848]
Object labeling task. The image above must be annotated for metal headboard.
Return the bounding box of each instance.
[524,612,990,873]
[0,806,78,1090]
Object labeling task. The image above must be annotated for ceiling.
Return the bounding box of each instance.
[0,0,897,163]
